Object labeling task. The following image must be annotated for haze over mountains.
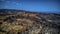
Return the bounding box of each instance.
[0,9,60,14]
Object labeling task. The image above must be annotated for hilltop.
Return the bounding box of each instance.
[0,9,60,34]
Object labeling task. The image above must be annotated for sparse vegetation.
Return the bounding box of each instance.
[0,9,60,34]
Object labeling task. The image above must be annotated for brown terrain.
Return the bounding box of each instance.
[0,9,60,34]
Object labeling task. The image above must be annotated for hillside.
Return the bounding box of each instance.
[0,9,60,34]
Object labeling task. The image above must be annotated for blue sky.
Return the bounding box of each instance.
[0,0,60,13]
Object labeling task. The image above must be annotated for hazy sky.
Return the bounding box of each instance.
[0,0,60,13]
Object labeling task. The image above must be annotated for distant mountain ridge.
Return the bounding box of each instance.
[0,9,60,15]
